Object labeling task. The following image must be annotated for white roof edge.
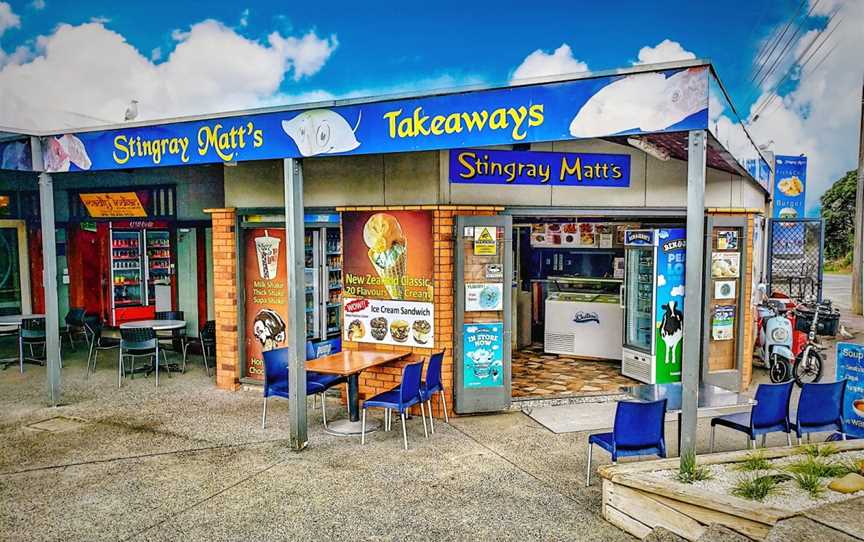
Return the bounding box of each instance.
[27,58,714,137]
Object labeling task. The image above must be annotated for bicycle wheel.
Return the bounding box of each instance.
[794,349,823,386]
[769,355,791,383]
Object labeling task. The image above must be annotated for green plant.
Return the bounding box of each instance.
[797,443,839,458]
[836,458,864,476]
[676,449,713,484]
[791,471,826,499]
[786,457,847,478]
[731,473,788,501]
[736,450,772,472]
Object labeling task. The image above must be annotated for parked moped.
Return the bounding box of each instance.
[753,284,796,383]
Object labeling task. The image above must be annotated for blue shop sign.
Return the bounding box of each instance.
[42,67,709,173]
[304,213,340,224]
[449,148,630,187]
[836,342,864,438]
[772,155,807,219]
[624,230,656,246]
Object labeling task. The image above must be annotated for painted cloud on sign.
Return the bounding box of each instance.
[657,274,666,287]
[670,285,685,297]
[569,68,707,138]
[281,109,360,157]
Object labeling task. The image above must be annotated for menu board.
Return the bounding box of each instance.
[341,210,435,347]
[836,342,864,438]
[530,222,629,248]
[244,228,288,380]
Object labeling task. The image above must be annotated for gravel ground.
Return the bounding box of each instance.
[646,450,864,513]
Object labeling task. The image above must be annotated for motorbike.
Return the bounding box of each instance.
[753,285,796,384]
[789,297,837,386]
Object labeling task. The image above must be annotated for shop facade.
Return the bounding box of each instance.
[7,59,772,449]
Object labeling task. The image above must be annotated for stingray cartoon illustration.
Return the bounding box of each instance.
[569,68,708,138]
[659,300,684,365]
[281,109,361,157]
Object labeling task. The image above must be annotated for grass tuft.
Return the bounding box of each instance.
[676,449,713,484]
[791,471,826,499]
[786,457,847,478]
[736,450,772,472]
[797,443,839,458]
[731,473,786,501]
[837,458,864,477]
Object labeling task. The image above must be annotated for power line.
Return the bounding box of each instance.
[753,0,822,92]
[750,0,808,85]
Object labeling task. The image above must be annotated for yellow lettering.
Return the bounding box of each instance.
[253,129,263,148]
[383,109,402,138]
[612,165,622,179]
[560,157,583,181]
[507,106,529,140]
[489,108,507,130]
[178,138,190,163]
[461,111,489,132]
[528,104,544,127]
[430,116,445,135]
[397,117,414,138]
[444,112,461,134]
[457,151,477,179]
[112,135,130,164]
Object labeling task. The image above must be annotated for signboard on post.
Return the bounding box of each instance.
[772,155,807,219]
[342,210,434,347]
[836,342,864,438]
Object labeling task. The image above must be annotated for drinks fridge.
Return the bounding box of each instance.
[304,218,343,357]
[109,220,174,325]
[621,228,686,384]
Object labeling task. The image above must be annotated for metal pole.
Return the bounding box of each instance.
[284,158,307,450]
[38,169,62,407]
[852,77,864,315]
[681,130,707,460]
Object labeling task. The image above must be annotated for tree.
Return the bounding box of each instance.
[820,170,858,260]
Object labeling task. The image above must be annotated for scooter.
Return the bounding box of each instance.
[753,284,796,383]
[789,297,834,386]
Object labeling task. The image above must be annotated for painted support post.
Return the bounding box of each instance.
[681,130,707,459]
[38,169,62,406]
[284,158,307,450]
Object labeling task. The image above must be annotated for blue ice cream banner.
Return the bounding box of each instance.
[449,148,630,187]
[655,228,686,382]
[39,67,709,173]
[836,342,864,438]
[772,155,807,219]
[463,322,504,389]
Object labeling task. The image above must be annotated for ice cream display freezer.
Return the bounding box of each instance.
[544,288,623,360]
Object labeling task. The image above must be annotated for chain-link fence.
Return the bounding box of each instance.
[767,218,824,301]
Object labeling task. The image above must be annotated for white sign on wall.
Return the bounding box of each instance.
[343,297,434,347]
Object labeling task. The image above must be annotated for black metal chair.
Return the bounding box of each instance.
[154,311,188,369]
[84,318,119,377]
[61,307,88,349]
[19,317,47,372]
[118,327,170,388]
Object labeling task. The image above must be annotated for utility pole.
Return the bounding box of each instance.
[852,77,864,315]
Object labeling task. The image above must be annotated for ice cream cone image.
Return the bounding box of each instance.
[363,213,407,300]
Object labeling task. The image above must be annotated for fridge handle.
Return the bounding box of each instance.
[619,284,625,309]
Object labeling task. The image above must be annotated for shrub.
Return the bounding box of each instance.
[786,457,847,478]
[731,473,788,501]
[736,450,772,472]
[797,443,839,458]
[791,471,826,499]
[676,449,713,484]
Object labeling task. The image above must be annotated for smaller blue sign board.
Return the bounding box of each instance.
[463,322,504,388]
[836,342,864,438]
[773,155,807,219]
[449,148,630,187]
[624,229,656,246]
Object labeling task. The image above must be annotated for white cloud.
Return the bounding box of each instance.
[633,39,696,66]
[150,46,161,62]
[240,8,249,28]
[0,20,338,129]
[657,275,667,287]
[0,2,20,36]
[712,0,864,213]
[670,285,685,297]
[510,44,588,83]
[90,16,110,24]
[31,0,45,10]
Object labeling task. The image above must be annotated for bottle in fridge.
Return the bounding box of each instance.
[621,228,686,384]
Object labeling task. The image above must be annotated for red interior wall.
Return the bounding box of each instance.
[27,227,44,313]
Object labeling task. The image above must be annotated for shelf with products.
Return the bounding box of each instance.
[329,282,342,290]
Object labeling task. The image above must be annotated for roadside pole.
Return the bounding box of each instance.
[852,77,864,315]
[284,158,308,450]
[681,130,707,459]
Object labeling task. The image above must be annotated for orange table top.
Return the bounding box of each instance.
[305,350,410,376]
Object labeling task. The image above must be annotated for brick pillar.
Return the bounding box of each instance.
[206,208,241,391]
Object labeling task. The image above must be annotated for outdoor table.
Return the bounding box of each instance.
[306,349,410,435]
[621,382,755,456]
[119,320,186,386]
[0,314,46,370]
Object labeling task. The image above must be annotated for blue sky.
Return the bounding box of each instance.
[0,0,859,211]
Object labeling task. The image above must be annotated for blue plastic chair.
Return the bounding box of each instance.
[361,361,428,450]
[420,350,448,433]
[792,380,847,444]
[261,347,344,429]
[586,399,667,486]
[710,381,794,451]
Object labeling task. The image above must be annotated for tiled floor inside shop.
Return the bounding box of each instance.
[511,344,638,398]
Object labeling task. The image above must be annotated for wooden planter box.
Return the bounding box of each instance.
[598,439,864,541]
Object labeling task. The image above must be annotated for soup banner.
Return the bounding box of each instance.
[342,210,434,347]
[836,342,864,438]
[244,228,288,380]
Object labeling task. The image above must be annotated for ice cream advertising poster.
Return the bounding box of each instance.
[342,210,434,347]
[836,342,864,438]
[464,323,504,388]
[244,228,289,380]
[655,228,685,383]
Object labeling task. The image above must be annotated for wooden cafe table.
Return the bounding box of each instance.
[306,349,410,435]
